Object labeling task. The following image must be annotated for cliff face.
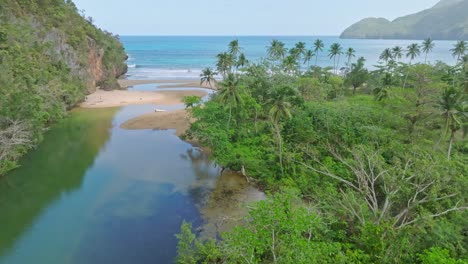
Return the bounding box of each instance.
[340,0,468,40]
[0,0,127,175]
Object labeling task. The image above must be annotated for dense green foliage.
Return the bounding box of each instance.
[0,0,127,176]
[178,39,468,263]
[340,0,468,40]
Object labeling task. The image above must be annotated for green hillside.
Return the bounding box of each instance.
[340,0,468,40]
[0,0,127,176]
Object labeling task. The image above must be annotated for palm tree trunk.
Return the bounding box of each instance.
[337,55,341,75]
[315,53,318,67]
[227,104,232,129]
[333,57,336,74]
[403,61,412,89]
[275,124,284,177]
[447,129,455,160]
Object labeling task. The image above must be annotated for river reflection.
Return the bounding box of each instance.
[0,103,263,264]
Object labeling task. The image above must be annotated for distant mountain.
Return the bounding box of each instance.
[340,0,468,40]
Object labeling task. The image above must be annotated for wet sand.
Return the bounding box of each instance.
[120,109,190,136]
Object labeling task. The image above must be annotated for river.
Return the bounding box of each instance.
[0,85,264,263]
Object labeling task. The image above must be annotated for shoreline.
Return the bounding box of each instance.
[80,79,213,108]
[81,78,213,138]
[118,79,217,89]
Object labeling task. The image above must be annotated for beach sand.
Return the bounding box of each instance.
[81,89,207,108]
[81,79,212,135]
[120,109,190,136]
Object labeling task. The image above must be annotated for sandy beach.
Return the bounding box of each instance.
[81,89,207,108]
[80,79,212,108]
[80,79,211,136]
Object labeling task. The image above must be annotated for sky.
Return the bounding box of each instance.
[72,0,441,36]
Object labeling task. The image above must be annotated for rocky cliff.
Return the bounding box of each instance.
[0,0,128,175]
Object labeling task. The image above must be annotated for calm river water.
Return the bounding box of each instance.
[0,85,263,264]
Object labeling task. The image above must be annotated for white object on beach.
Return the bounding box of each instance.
[155,109,166,112]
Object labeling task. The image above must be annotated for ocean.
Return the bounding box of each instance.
[121,36,459,80]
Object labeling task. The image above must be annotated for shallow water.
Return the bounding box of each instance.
[0,92,263,263]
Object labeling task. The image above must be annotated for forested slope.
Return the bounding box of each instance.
[0,0,127,175]
[340,0,468,40]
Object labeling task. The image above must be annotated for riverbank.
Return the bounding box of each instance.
[120,109,190,136]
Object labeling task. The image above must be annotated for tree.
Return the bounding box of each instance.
[438,86,466,160]
[228,39,241,58]
[288,47,301,61]
[236,53,248,70]
[392,46,403,62]
[268,89,293,177]
[183,96,202,109]
[313,39,324,67]
[175,221,197,264]
[216,52,234,78]
[218,73,243,128]
[303,49,314,68]
[282,55,299,75]
[403,43,421,88]
[450,40,467,62]
[199,67,217,89]
[328,43,343,74]
[407,43,421,63]
[345,57,369,94]
[294,41,306,59]
[422,38,435,64]
[345,47,356,68]
[379,48,393,67]
[267,40,287,62]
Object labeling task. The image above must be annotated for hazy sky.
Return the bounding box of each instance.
[72,0,440,36]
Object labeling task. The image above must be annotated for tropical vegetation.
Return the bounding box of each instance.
[0,0,127,176]
[177,38,468,263]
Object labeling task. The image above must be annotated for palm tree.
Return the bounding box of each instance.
[379,48,393,66]
[200,67,217,89]
[303,49,314,68]
[289,47,301,61]
[282,55,299,75]
[403,43,421,88]
[345,47,356,67]
[451,40,467,62]
[267,40,287,62]
[407,43,421,63]
[295,42,307,59]
[218,73,242,128]
[313,39,324,67]
[216,52,234,78]
[236,53,248,70]
[438,87,465,160]
[228,39,241,58]
[268,91,293,177]
[392,46,403,62]
[422,38,435,63]
[328,43,343,74]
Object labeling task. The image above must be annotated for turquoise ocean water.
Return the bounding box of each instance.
[121,36,459,80]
